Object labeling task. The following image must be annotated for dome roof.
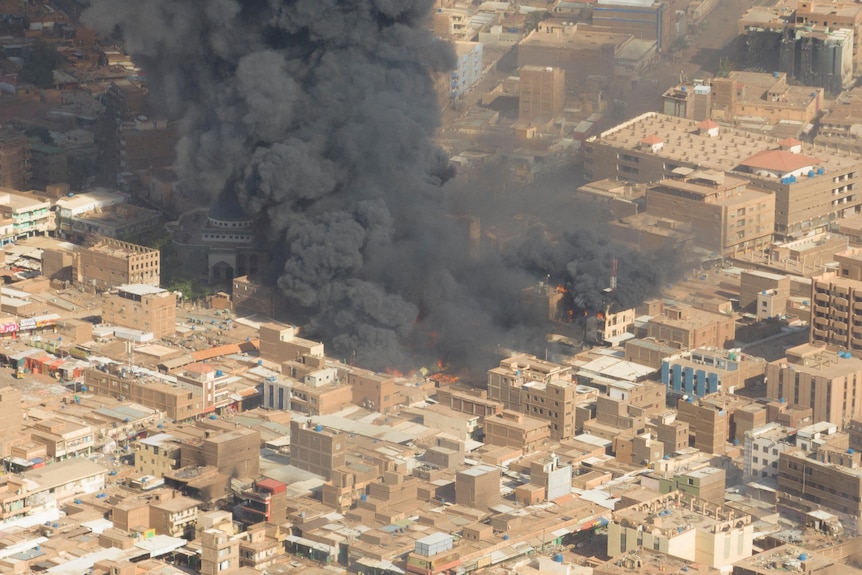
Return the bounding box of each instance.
[208,188,251,222]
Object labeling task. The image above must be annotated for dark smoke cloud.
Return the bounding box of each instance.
[84,1,678,371]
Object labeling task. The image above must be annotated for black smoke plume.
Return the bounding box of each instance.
[84,1,679,372]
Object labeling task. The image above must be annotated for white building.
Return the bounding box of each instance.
[743,422,794,482]
[450,41,484,99]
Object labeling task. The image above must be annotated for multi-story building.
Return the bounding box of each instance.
[777,425,862,529]
[289,420,346,480]
[0,188,52,240]
[585,112,862,238]
[450,41,483,100]
[149,493,200,538]
[0,130,30,190]
[347,368,399,413]
[645,171,775,257]
[455,465,500,510]
[518,65,566,122]
[135,433,181,477]
[238,478,287,526]
[676,396,729,454]
[180,427,260,479]
[608,492,753,570]
[201,528,239,575]
[29,417,94,460]
[646,303,736,350]
[766,343,862,426]
[810,272,862,350]
[591,0,672,52]
[743,422,794,482]
[84,363,203,421]
[231,275,276,318]
[258,322,325,365]
[487,354,577,440]
[238,523,280,570]
[78,237,160,291]
[661,83,711,121]
[709,71,824,128]
[483,410,551,453]
[101,284,176,337]
[0,459,105,525]
[662,346,767,399]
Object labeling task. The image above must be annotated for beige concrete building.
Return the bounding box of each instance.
[0,130,30,190]
[487,354,579,440]
[608,492,753,570]
[135,433,181,477]
[518,65,565,122]
[455,465,500,510]
[78,237,160,291]
[710,71,823,127]
[646,302,736,350]
[810,272,862,350]
[767,343,862,426]
[289,420,346,480]
[258,322,324,365]
[585,112,862,238]
[645,170,775,257]
[201,528,239,575]
[102,284,176,337]
[84,363,202,421]
[483,410,551,453]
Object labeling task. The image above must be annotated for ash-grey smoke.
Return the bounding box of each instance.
[84,0,677,371]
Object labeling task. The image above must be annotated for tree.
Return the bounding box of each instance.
[19,41,63,89]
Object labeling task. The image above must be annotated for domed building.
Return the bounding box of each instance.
[174,188,271,285]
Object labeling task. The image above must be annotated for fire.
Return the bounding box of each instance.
[596,312,605,320]
[556,284,568,294]
[385,368,405,377]
[436,359,446,370]
[432,372,460,385]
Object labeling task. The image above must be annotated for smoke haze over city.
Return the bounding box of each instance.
[84,0,677,371]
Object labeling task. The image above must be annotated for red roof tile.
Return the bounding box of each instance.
[738,149,820,173]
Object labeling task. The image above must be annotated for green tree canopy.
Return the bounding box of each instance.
[19,41,63,89]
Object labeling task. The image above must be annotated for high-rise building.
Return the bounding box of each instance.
[766,343,862,426]
[811,272,862,350]
[518,66,565,122]
[0,131,30,190]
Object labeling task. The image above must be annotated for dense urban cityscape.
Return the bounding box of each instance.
[3,0,862,575]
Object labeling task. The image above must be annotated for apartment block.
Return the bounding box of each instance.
[744,423,794,482]
[149,493,200,538]
[289,420,346,480]
[238,478,287,526]
[766,343,862,426]
[585,112,862,238]
[662,347,767,399]
[676,397,728,454]
[646,303,736,350]
[180,427,260,479]
[487,354,577,440]
[200,528,239,575]
[0,130,30,190]
[29,417,94,460]
[135,433,181,477]
[78,237,160,291]
[518,65,565,122]
[0,188,52,240]
[450,41,483,99]
[348,369,399,413]
[102,284,176,337]
[258,322,324,365]
[483,410,551,453]
[455,465,500,510]
[645,171,775,258]
[811,272,862,350]
[84,364,202,421]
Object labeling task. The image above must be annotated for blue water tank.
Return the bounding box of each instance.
[258,359,263,366]
[800,554,808,561]
[361,494,367,501]
[773,71,779,77]
[780,397,786,403]
[808,170,815,178]
[733,439,739,446]
[850,448,856,454]
[503,535,509,540]
[554,554,564,563]
[216,370,223,377]
[818,167,825,175]
[315,424,323,432]
[209,414,217,420]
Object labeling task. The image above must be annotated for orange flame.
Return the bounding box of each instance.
[556,284,568,294]
[596,312,605,320]
[385,368,405,377]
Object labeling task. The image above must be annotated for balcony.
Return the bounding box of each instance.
[832,320,849,331]
[832,296,850,307]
